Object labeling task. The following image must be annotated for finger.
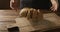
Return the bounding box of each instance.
[50,6,54,11]
[37,9,43,20]
[29,8,34,19]
[27,8,36,19]
[52,6,57,12]
[27,8,31,19]
[37,9,40,13]
[19,8,28,17]
[32,9,37,19]
[54,6,58,11]
[50,6,56,12]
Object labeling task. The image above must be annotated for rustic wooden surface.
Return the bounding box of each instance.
[0,10,18,32]
[15,10,60,32]
[0,10,60,32]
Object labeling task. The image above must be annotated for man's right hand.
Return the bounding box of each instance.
[19,8,43,20]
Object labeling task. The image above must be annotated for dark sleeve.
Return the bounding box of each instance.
[20,0,32,9]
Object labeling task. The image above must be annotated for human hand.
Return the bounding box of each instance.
[50,0,59,11]
[19,8,43,20]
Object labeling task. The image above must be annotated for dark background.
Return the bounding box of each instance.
[0,0,20,10]
[0,0,10,9]
[0,0,60,10]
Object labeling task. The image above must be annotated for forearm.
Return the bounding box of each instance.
[50,0,59,11]
[51,0,59,6]
[10,0,14,9]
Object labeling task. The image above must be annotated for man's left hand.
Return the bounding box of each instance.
[50,0,59,11]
